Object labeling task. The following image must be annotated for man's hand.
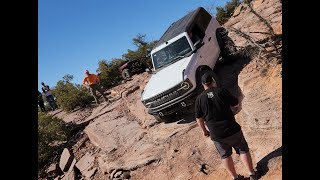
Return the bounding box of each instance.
[196,117,210,137]
[203,129,210,137]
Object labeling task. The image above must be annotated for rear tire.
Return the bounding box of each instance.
[216,27,237,63]
[140,63,146,73]
[122,69,132,79]
[153,113,176,123]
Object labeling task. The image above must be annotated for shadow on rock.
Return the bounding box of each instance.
[256,146,282,178]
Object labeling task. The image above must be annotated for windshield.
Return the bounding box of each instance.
[152,36,192,70]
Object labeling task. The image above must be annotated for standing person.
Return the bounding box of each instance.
[82,70,108,105]
[38,91,46,112]
[195,72,257,180]
[41,82,58,111]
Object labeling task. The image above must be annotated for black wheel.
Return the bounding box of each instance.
[122,69,132,79]
[216,27,237,63]
[153,113,176,123]
[140,63,146,73]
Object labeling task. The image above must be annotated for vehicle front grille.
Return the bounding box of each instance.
[143,80,192,109]
[151,90,181,108]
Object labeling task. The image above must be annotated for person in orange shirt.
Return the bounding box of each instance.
[82,70,108,105]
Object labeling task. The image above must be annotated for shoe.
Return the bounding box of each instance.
[234,175,245,180]
[249,173,258,180]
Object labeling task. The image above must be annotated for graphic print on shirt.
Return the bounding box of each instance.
[207,91,214,98]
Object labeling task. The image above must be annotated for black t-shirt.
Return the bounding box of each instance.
[195,87,241,140]
[41,85,50,93]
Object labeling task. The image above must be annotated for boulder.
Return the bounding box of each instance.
[61,167,76,180]
[252,0,265,10]
[233,4,244,17]
[75,152,95,178]
[124,85,140,97]
[83,167,97,179]
[59,148,74,172]
[46,163,63,177]
[67,159,77,174]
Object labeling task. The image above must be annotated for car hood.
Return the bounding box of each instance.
[142,56,192,100]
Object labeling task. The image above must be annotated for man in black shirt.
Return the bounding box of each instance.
[38,91,46,112]
[41,82,58,111]
[195,72,257,180]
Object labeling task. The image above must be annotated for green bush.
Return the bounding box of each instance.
[244,0,254,4]
[216,0,241,24]
[122,34,157,68]
[97,58,124,89]
[52,75,93,112]
[96,35,157,88]
[38,112,69,176]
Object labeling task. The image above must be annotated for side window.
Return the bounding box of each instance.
[190,25,205,44]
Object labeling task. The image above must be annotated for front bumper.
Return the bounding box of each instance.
[147,91,197,116]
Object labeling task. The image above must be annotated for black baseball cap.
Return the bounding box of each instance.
[201,72,213,84]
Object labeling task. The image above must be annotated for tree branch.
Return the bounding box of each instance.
[225,27,265,51]
[247,3,275,37]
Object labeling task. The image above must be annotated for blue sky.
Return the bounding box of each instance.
[38,0,229,90]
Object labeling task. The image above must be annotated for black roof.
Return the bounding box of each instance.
[153,7,212,50]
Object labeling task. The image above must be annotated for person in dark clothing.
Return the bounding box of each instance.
[38,91,46,112]
[41,82,58,111]
[195,72,257,180]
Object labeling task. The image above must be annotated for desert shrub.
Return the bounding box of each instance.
[94,34,158,89]
[216,0,241,24]
[38,112,69,176]
[52,75,93,112]
[97,58,125,88]
[243,0,254,4]
[123,34,157,68]
[38,103,51,112]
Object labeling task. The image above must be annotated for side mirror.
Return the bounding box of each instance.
[193,39,203,49]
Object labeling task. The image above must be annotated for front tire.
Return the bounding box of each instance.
[153,114,176,123]
[122,69,132,79]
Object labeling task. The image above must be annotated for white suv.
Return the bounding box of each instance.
[141,7,236,122]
